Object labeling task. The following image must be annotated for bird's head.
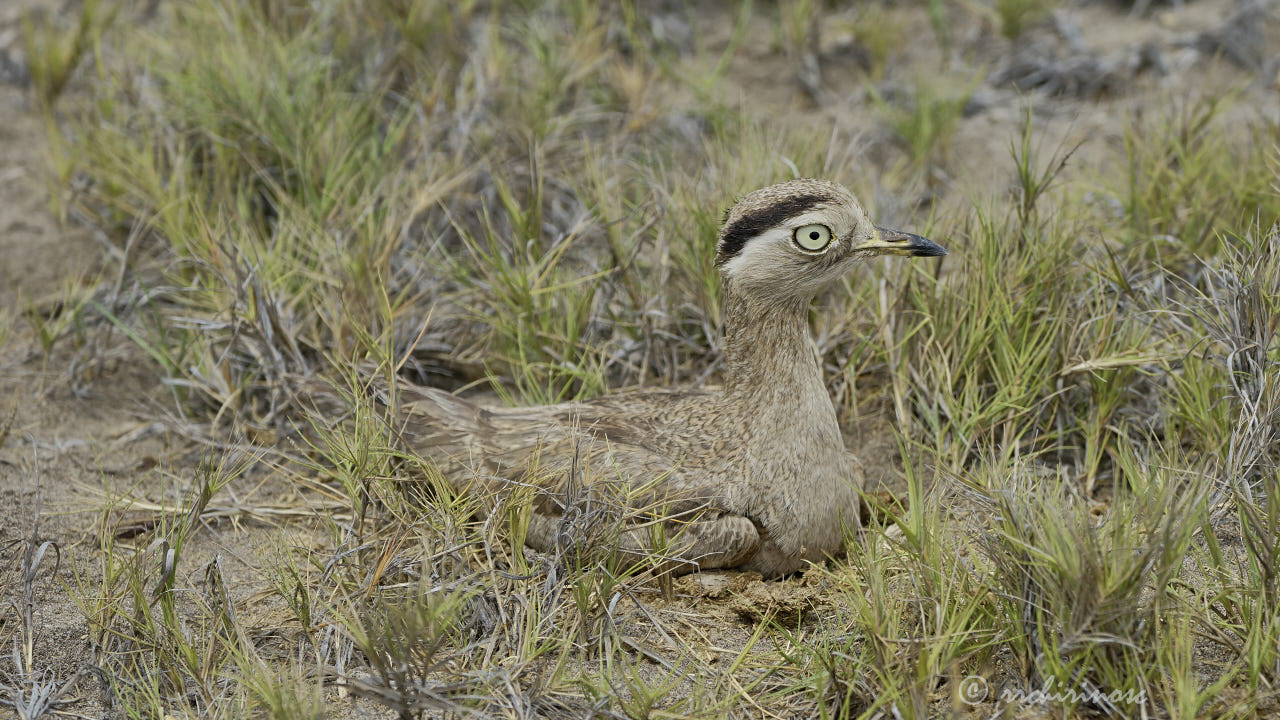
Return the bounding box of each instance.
[716,179,946,299]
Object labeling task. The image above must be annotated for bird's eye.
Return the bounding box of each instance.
[793,224,832,252]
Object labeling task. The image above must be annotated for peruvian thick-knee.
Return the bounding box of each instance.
[394,179,946,578]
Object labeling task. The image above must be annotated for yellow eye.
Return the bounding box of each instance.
[793,224,832,252]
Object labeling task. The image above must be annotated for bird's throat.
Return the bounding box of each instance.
[720,288,827,404]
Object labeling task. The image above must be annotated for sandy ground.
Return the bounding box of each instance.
[1,0,1277,717]
[0,1,211,713]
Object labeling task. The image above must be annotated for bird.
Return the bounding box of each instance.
[389,179,946,578]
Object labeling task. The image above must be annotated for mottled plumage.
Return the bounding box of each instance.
[396,179,946,577]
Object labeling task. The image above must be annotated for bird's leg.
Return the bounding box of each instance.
[627,512,761,573]
[521,508,761,576]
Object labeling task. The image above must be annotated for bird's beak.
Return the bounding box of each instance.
[856,226,948,257]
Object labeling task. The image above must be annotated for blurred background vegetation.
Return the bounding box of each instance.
[3,0,1280,717]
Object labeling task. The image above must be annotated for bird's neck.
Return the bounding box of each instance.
[720,284,828,405]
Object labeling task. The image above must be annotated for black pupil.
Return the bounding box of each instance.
[809,231,820,240]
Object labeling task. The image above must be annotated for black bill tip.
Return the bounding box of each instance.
[909,235,948,257]
[875,225,948,257]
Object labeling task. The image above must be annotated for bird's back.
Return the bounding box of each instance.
[394,382,740,511]
[390,382,764,571]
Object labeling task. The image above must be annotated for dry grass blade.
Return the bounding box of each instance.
[0,440,82,720]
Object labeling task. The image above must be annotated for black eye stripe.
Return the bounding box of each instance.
[717,193,834,265]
